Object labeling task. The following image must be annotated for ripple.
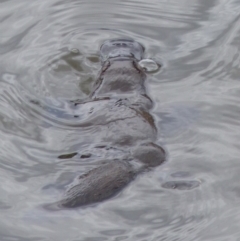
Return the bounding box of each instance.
[0,0,240,240]
[162,180,201,190]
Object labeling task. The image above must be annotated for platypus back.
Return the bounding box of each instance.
[44,39,165,210]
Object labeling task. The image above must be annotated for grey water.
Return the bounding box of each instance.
[0,0,240,240]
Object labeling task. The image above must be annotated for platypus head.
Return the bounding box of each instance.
[100,39,144,62]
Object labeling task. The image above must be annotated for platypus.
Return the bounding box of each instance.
[45,39,165,209]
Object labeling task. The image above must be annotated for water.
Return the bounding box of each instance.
[1,0,240,240]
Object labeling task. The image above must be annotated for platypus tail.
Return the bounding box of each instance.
[43,161,139,210]
[43,143,165,211]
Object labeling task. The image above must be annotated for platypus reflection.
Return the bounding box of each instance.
[45,39,165,209]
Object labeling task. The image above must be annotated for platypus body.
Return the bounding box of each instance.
[46,39,165,209]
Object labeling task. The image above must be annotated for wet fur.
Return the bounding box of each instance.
[44,41,165,210]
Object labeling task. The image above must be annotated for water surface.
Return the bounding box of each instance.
[1,0,240,240]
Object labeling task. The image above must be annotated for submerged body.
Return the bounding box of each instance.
[46,39,165,209]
